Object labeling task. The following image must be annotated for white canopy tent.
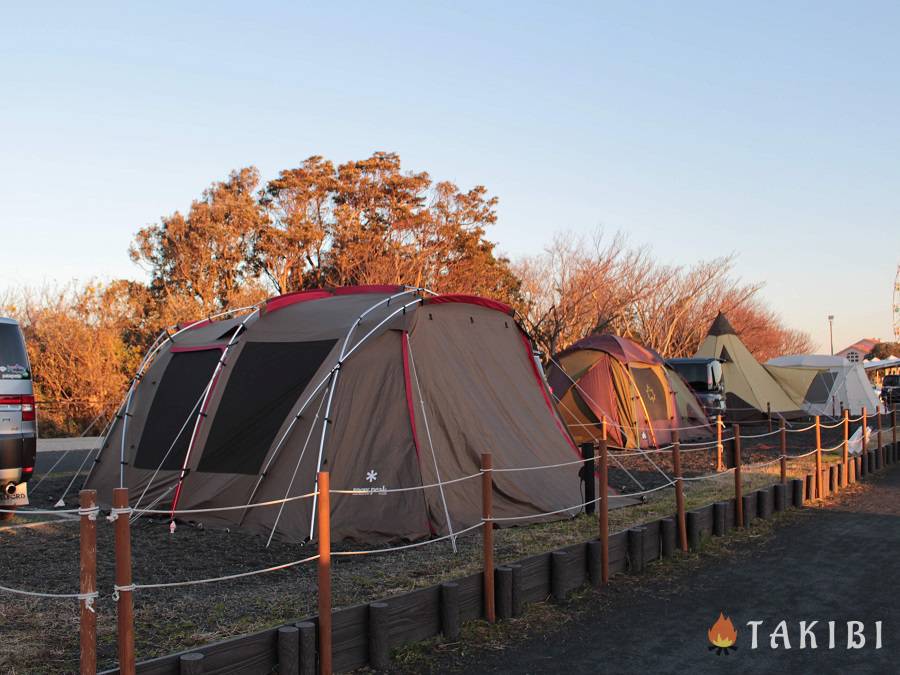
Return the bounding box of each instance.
[765,355,879,417]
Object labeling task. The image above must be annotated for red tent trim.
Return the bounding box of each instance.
[401,331,436,536]
[519,333,579,454]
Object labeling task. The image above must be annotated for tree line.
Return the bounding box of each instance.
[1,152,811,436]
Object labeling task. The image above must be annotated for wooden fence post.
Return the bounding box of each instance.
[814,416,822,500]
[891,405,898,457]
[779,418,787,484]
[598,438,609,584]
[80,490,97,675]
[317,471,332,675]
[481,453,495,624]
[861,408,868,454]
[716,415,724,472]
[112,488,135,675]
[842,409,850,486]
[876,405,883,469]
[733,425,743,527]
[672,433,687,552]
[767,402,772,433]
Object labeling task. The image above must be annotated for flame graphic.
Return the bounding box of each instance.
[707,612,737,648]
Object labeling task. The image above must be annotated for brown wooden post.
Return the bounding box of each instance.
[716,415,724,472]
[672,433,687,552]
[80,490,97,675]
[767,402,772,433]
[317,472,332,675]
[112,488,135,675]
[843,409,850,486]
[876,405,883,468]
[861,408,868,453]
[481,453,495,623]
[779,418,787,484]
[814,416,822,500]
[891,405,897,460]
[733,425,743,527]
[598,438,609,584]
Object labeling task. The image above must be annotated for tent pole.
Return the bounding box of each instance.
[264,390,328,546]
[407,339,458,551]
[551,391,645,491]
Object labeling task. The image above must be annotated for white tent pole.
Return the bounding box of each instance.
[304,297,425,540]
[242,293,426,528]
[265,388,328,547]
[406,338,457,552]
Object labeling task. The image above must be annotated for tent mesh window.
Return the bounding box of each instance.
[197,339,337,475]
[805,371,837,405]
[133,349,222,471]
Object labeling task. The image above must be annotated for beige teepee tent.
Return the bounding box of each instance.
[694,313,803,420]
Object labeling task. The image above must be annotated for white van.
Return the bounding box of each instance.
[0,317,36,506]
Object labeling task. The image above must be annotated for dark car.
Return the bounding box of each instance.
[0,317,36,507]
[666,357,726,418]
[881,374,900,409]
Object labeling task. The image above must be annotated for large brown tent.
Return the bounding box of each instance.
[85,286,583,544]
[546,335,711,448]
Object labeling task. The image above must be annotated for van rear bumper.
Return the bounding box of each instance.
[0,434,37,481]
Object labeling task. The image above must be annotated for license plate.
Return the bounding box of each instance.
[0,482,29,507]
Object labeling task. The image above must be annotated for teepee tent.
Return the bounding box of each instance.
[765,355,878,417]
[85,286,583,544]
[694,313,803,420]
[547,335,711,448]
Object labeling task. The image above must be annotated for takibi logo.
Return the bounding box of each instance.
[708,612,738,655]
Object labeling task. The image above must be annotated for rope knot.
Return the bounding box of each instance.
[77,505,100,521]
[106,506,133,522]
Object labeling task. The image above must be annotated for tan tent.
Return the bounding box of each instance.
[85,286,582,544]
[765,355,878,417]
[695,313,803,419]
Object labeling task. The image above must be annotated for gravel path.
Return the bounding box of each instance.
[436,462,900,673]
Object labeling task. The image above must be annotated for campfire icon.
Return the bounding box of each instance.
[707,612,738,655]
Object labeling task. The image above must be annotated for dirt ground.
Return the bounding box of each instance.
[416,463,900,674]
[0,422,886,673]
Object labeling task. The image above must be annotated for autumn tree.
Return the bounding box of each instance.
[255,152,519,300]
[130,167,268,323]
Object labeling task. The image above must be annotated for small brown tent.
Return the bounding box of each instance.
[85,286,583,543]
[546,334,711,448]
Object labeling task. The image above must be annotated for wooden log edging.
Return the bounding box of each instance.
[102,441,900,675]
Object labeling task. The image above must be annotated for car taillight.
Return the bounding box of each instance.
[20,395,35,422]
[22,466,33,474]
[0,394,35,421]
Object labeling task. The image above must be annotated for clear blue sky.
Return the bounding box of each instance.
[1,1,898,352]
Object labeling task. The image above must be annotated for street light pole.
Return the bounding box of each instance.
[828,315,834,355]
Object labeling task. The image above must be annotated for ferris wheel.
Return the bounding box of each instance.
[895,264,900,341]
